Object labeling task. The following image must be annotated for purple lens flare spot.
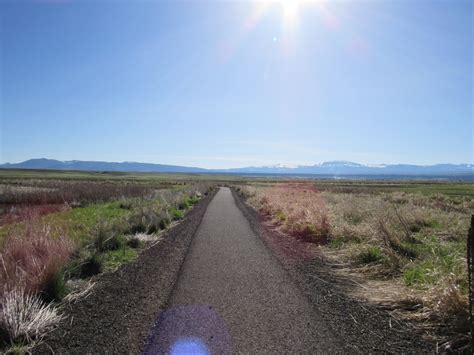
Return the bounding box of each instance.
[143,305,232,355]
[170,337,210,355]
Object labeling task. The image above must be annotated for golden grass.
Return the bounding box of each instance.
[238,182,472,347]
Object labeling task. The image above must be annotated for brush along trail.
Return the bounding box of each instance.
[39,187,430,354]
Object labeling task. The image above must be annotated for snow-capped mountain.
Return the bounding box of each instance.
[223,161,473,175]
[0,158,472,176]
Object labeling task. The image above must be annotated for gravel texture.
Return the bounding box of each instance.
[34,189,217,354]
[232,187,435,354]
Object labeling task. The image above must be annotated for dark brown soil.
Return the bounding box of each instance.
[231,188,435,354]
[34,189,217,355]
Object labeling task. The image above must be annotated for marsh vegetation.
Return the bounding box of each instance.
[0,171,214,351]
[236,180,473,349]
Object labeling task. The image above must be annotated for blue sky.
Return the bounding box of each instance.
[1,0,472,168]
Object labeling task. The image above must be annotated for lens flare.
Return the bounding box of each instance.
[281,0,302,31]
[218,0,350,62]
[171,337,210,355]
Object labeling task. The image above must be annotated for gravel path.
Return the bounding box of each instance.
[144,187,340,354]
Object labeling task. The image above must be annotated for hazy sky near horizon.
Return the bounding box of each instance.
[1,0,472,168]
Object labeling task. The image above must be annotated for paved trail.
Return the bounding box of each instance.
[145,187,339,354]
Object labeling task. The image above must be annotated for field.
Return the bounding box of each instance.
[1,170,472,352]
[236,180,473,349]
[0,170,216,350]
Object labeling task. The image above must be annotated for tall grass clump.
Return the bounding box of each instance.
[0,225,74,298]
[92,222,126,252]
[0,224,71,348]
[0,288,62,346]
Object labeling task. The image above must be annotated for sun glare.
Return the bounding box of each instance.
[281,0,302,27]
[219,0,332,62]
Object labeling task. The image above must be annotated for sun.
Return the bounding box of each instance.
[279,0,308,31]
[281,0,302,19]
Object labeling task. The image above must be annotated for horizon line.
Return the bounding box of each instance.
[0,157,473,170]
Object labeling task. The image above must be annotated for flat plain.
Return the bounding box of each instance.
[0,169,472,353]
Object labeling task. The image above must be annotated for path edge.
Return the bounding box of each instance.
[34,187,218,354]
[230,187,434,353]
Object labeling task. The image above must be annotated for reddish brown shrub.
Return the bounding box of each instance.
[0,224,75,298]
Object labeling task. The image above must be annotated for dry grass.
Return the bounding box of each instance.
[238,182,472,348]
[322,190,470,343]
[0,225,75,297]
[0,288,62,345]
[244,183,330,244]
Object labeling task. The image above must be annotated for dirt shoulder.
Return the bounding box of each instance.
[231,188,435,354]
[34,189,217,354]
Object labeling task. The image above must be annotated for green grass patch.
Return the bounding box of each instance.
[43,202,129,242]
[170,208,184,220]
[103,247,138,272]
[402,237,467,290]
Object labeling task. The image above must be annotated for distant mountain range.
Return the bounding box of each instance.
[0,159,207,174]
[0,158,473,176]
